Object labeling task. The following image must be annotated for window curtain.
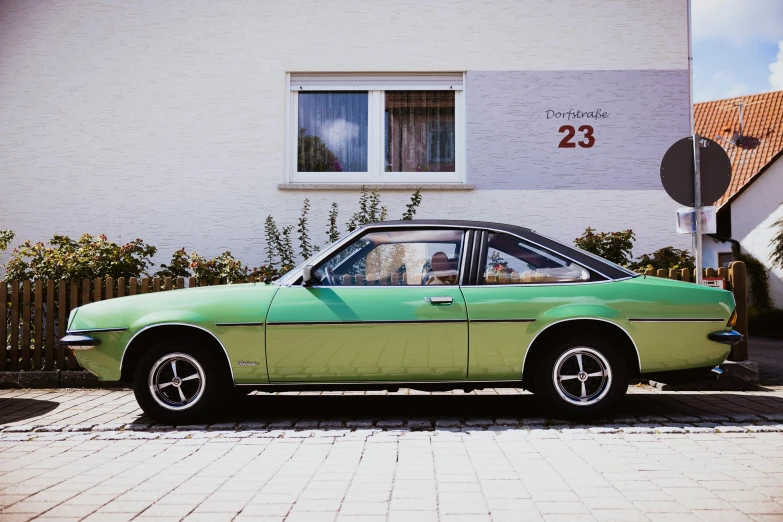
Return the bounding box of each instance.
[385,91,455,173]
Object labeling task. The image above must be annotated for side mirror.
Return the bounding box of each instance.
[301,265,314,286]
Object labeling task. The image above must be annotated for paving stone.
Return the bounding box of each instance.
[743,424,783,433]
[147,424,175,432]
[295,420,320,429]
[620,427,656,434]
[435,419,461,428]
[494,418,521,426]
[376,420,404,429]
[177,424,208,431]
[236,421,268,430]
[407,420,433,431]
[725,414,762,422]
[319,420,345,429]
[656,427,686,434]
[463,419,493,428]
[521,418,547,425]
[3,425,36,432]
[267,420,295,429]
[716,425,748,433]
[760,413,783,422]
[92,423,126,432]
[64,423,97,432]
[346,420,374,429]
[208,422,238,431]
[588,427,620,434]
[123,423,153,431]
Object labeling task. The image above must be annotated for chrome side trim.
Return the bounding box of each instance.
[520,317,643,378]
[469,319,536,323]
[215,322,265,327]
[628,318,724,323]
[283,223,618,287]
[120,323,235,381]
[235,379,524,387]
[459,276,634,288]
[66,327,128,334]
[268,319,465,326]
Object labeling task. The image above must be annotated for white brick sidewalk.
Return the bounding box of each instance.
[1,388,783,520]
[1,428,783,521]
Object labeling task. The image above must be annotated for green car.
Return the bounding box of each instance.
[62,220,742,423]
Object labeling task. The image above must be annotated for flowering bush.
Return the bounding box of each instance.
[627,247,695,272]
[574,228,635,266]
[0,230,14,252]
[2,189,425,283]
[3,234,157,281]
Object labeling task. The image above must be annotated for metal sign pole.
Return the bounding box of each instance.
[687,0,703,285]
[693,133,703,284]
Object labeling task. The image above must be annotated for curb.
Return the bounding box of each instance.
[0,371,122,389]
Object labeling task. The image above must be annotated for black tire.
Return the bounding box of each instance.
[534,335,628,420]
[133,339,225,424]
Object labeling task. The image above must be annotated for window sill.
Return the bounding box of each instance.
[278,183,475,191]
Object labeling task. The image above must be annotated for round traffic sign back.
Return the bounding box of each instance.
[660,136,732,207]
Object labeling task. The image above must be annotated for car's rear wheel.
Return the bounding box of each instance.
[534,335,628,419]
[133,340,224,424]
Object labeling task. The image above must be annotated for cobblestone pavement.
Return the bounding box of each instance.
[1,387,783,521]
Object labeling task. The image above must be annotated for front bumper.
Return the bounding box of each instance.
[708,330,744,345]
[60,334,100,350]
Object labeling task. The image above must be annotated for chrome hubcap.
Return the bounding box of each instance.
[553,347,612,406]
[148,353,205,411]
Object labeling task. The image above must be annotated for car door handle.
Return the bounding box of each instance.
[426,296,453,305]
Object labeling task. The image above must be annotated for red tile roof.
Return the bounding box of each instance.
[694,90,783,207]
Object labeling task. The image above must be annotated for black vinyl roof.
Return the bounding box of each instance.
[365,220,635,280]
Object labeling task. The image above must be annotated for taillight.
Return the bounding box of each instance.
[727,310,737,329]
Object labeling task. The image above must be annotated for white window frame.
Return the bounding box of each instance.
[285,73,466,184]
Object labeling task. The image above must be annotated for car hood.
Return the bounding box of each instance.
[69,283,280,332]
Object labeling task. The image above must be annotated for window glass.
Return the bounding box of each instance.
[298,92,368,172]
[385,91,455,173]
[314,229,464,286]
[483,233,590,284]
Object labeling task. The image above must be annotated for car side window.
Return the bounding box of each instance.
[314,229,464,286]
[483,232,589,284]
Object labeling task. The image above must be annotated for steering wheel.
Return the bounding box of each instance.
[324,266,337,286]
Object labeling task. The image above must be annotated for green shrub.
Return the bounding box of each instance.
[628,246,695,272]
[0,230,14,252]
[3,234,157,281]
[574,228,635,265]
[748,307,783,339]
[769,217,783,270]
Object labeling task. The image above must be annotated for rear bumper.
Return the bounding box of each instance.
[708,330,744,345]
[60,334,100,350]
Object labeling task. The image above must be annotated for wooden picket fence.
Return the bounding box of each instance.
[0,276,261,372]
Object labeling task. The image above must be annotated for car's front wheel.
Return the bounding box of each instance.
[133,340,224,424]
[534,335,628,419]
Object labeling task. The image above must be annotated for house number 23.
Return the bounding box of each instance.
[558,125,595,148]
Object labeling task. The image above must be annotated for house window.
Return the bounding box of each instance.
[288,73,465,184]
[718,252,734,268]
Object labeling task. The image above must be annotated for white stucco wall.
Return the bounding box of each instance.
[731,159,783,308]
[0,0,690,270]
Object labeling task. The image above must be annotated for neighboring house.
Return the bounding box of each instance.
[697,90,783,308]
[0,1,691,267]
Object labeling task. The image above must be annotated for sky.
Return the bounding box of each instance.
[692,0,783,102]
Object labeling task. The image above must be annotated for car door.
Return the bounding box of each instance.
[265,227,469,382]
[461,230,593,380]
